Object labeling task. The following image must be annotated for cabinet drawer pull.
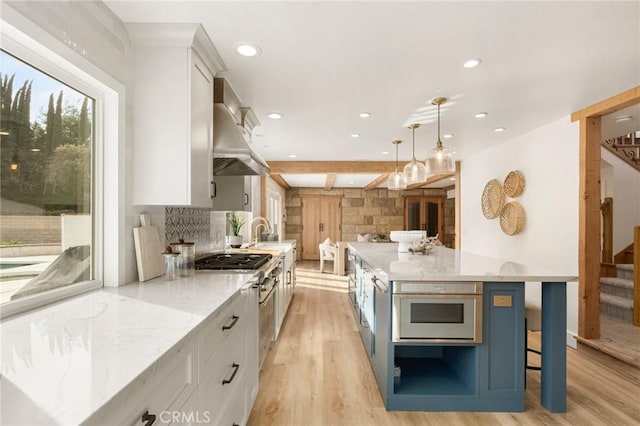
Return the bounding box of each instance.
[211,181,217,198]
[141,410,156,426]
[287,270,291,285]
[233,423,240,426]
[244,193,249,205]
[222,315,240,330]
[222,363,240,385]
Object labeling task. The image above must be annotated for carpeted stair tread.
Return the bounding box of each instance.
[600,277,633,289]
[600,293,633,309]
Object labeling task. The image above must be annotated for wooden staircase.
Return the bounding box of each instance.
[602,132,640,171]
[600,264,634,323]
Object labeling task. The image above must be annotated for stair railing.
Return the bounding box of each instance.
[634,226,639,327]
[602,132,640,172]
[600,197,613,263]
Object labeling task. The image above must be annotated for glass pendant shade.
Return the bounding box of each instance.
[425,144,455,174]
[403,160,426,183]
[387,171,407,190]
[403,123,426,183]
[388,139,407,190]
[425,97,455,175]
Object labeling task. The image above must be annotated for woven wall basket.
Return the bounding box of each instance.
[503,170,525,198]
[500,201,526,235]
[481,179,505,219]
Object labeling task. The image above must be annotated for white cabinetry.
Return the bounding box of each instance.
[84,337,198,425]
[128,23,225,206]
[275,245,296,339]
[198,284,258,426]
[213,176,253,212]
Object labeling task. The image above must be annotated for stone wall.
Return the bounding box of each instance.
[285,187,454,246]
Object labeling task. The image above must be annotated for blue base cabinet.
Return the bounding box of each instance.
[356,281,526,412]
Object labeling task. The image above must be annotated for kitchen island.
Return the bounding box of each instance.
[347,242,577,413]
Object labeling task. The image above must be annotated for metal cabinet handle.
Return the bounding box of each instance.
[222,315,239,330]
[287,270,291,285]
[141,411,156,426]
[222,363,240,385]
[372,276,388,294]
[211,181,217,198]
[244,193,249,205]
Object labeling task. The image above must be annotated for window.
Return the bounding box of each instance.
[0,49,97,308]
[266,189,282,238]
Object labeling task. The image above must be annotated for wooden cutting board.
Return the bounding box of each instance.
[133,213,165,282]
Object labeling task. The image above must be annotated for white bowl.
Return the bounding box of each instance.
[389,230,426,252]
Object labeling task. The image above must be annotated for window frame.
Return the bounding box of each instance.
[0,21,114,319]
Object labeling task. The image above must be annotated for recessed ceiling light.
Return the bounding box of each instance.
[382,151,389,155]
[288,154,297,158]
[267,112,282,119]
[359,112,371,118]
[443,134,453,139]
[351,133,360,138]
[474,112,488,118]
[30,148,41,152]
[494,127,506,132]
[463,58,481,68]
[614,115,632,123]
[236,43,261,57]
[449,177,456,181]
[349,181,355,185]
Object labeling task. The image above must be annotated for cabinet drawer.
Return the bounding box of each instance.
[215,375,247,426]
[200,294,246,364]
[199,331,246,419]
[85,337,198,425]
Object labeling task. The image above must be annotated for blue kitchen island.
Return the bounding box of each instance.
[347,242,577,413]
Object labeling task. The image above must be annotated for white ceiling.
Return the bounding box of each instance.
[105,1,640,187]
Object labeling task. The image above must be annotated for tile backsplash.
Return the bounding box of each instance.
[165,207,212,255]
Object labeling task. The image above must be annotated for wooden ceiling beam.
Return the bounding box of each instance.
[270,174,290,190]
[268,161,398,174]
[571,86,640,121]
[405,172,455,189]
[364,174,390,190]
[325,173,336,190]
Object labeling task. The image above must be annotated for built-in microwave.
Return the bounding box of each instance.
[392,282,483,344]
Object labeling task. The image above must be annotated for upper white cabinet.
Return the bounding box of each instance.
[212,175,253,212]
[128,23,226,206]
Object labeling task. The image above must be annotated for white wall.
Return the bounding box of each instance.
[601,149,640,255]
[266,176,287,240]
[461,116,580,347]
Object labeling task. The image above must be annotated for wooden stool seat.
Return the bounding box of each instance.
[525,303,542,372]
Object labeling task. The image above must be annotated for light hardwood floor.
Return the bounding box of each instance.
[248,261,640,426]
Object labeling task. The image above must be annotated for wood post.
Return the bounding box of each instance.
[578,116,601,339]
[634,226,639,327]
[454,161,461,250]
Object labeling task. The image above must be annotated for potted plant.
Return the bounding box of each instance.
[227,212,245,248]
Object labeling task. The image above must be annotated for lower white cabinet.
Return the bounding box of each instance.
[84,337,198,425]
[88,284,259,426]
[198,285,258,426]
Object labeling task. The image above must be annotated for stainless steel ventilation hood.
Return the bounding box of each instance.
[213,78,270,176]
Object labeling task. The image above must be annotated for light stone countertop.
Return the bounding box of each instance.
[0,270,257,425]
[348,242,577,283]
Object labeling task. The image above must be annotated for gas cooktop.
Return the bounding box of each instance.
[195,253,272,270]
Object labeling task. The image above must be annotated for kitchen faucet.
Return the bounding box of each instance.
[250,216,272,245]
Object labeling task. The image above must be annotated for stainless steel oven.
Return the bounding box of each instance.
[392,282,483,343]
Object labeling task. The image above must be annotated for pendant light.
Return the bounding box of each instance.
[425,97,455,175]
[403,123,426,183]
[387,140,406,190]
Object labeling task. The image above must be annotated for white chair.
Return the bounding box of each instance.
[319,241,338,274]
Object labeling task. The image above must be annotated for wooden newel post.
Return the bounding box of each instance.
[634,226,639,327]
